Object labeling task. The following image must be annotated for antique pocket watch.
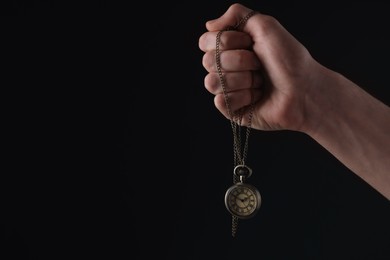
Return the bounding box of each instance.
[224,165,261,219]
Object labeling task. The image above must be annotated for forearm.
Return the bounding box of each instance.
[304,64,390,200]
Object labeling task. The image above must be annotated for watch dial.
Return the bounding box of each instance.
[224,183,261,219]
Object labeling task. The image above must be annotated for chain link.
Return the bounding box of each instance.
[215,10,257,168]
[215,10,258,237]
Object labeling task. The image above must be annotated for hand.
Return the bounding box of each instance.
[198,3,333,133]
[234,194,249,207]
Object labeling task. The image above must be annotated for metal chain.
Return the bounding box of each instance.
[215,10,257,168]
[215,10,258,238]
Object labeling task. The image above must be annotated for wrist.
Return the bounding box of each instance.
[299,64,348,137]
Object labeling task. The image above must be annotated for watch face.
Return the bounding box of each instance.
[224,183,261,219]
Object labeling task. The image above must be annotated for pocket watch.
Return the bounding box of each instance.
[224,182,261,219]
[224,165,261,219]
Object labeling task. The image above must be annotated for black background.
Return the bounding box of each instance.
[3,1,390,259]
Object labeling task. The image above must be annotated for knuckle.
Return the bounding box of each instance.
[204,73,213,90]
[229,3,245,13]
[256,15,279,35]
[204,73,219,93]
[202,52,214,71]
[198,32,211,51]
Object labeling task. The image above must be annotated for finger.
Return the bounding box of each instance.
[202,49,261,72]
[205,71,263,95]
[198,30,253,52]
[206,3,254,32]
[214,88,261,118]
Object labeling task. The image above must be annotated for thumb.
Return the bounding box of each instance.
[205,3,255,31]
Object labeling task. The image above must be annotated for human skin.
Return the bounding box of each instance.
[198,3,390,200]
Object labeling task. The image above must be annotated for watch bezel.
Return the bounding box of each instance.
[224,182,262,219]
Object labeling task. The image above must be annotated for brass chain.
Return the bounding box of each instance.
[215,10,258,237]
